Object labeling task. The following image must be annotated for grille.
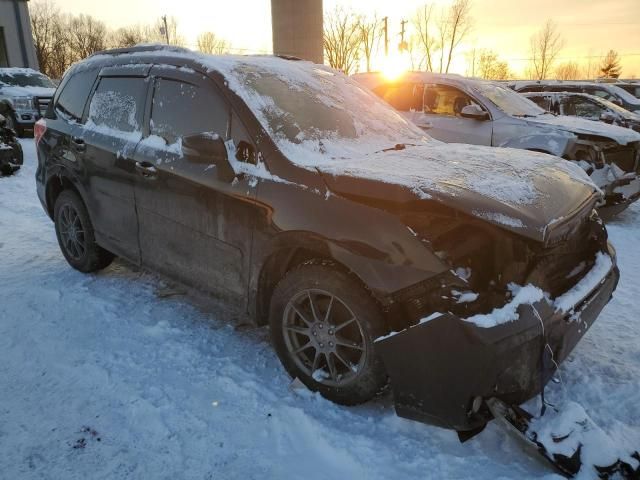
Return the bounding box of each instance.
[33,96,52,117]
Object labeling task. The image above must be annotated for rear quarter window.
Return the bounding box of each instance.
[55,68,99,121]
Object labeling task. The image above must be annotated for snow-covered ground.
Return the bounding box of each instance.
[1,139,639,479]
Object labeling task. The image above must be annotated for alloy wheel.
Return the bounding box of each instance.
[282,289,367,387]
[58,204,86,261]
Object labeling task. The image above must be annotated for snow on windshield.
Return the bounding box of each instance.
[200,56,430,166]
[0,70,54,88]
[473,82,546,117]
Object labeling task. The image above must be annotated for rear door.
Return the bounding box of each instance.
[132,67,258,307]
[415,84,492,145]
[78,67,150,263]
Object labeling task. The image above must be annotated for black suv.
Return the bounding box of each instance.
[35,46,617,434]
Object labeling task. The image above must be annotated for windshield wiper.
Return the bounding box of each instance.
[379,143,419,153]
[512,114,538,118]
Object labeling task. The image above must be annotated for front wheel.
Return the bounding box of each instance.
[54,190,114,272]
[269,263,388,405]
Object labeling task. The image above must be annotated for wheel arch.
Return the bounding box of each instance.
[44,168,88,220]
[254,234,384,327]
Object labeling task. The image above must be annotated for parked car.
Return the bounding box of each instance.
[353,72,640,217]
[522,91,640,132]
[509,80,640,113]
[0,113,23,175]
[36,46,618,440]
[0,68,56,136]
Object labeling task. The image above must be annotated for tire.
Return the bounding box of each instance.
[54,190,114,273]
[269,262,388,405]
[4,112,23,137]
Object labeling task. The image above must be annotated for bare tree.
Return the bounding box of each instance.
[29,0,59,76]
[359,14,382,72]
[441,0,473,74]
[529,19,564,80]
[412,4,438,72]
[68,14,107,60]
[323,7,361,75]
[555,61,581,80]
[48,13,72,79]
[197,32,230,55]
[110,25,147,48]
[600,50,622,78]
[476,49,510,80]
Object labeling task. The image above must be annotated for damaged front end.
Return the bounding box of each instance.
[376,204,619,433]
[568,137,640,218]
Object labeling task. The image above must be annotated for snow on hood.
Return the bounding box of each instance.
[0,85,55,99]
[528,114,640,145]
[317,143,599,242]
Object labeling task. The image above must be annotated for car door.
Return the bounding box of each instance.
[76,67,150,263]
[132,67,258,308]
[414,84,492,145]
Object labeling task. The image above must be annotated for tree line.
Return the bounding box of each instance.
[323,3,625,80]
[29,0,625,81]
[29,0,231,79]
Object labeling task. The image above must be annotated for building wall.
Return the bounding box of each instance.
[0,0,39,69]
[271,0,323,64]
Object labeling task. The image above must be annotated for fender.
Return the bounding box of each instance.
[43,163,92,219]
[497,131,573,158]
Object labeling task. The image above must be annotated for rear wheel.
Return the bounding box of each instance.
[54,190,114,272]
[269,263,388,405]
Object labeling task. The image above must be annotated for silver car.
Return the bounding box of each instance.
[352,72,640,216]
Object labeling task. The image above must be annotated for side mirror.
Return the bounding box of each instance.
[0,114,5,128]
[600,112,616,124]
[460,104,489,120]
[182,132,236,182]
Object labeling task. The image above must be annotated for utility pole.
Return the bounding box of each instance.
[161,15,170,45]
[383,16,388,57]
[399,19,408,51]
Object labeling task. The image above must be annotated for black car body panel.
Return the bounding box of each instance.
[35,46,618,431]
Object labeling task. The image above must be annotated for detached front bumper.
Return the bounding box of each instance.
[376,248,619,432]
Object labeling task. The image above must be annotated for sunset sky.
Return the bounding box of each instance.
[51,0,640,78]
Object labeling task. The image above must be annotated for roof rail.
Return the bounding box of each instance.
[89,44,191,58]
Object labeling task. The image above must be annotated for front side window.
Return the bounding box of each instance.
[88,76,147,132]
[423,85,479,116]
[150,78,229,144]
[561,96,605,119]
[56,68,99,120]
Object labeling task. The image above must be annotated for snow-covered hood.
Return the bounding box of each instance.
[317,143,600,243]
[527,114,640,145]
[0,85,55,99]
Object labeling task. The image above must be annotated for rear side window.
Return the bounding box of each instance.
[150,78,228,144]
[88,77,147,133]
[374,83,424,111]
[561,96,605,119]
[586,88,615,101]
[56,68,99,120]
[528,95,552,111]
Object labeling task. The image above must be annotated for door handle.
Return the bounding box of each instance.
[135,161,158,179]
[71,137,86,152]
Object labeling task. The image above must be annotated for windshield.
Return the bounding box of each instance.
[0,71,55,88]
[206,56,430,166]
[472,82,546,117]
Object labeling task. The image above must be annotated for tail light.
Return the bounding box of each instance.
[34,118,47,145]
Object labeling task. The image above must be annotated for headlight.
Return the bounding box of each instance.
[12,97,33,110]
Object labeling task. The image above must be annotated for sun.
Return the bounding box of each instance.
[381,53,410,81]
